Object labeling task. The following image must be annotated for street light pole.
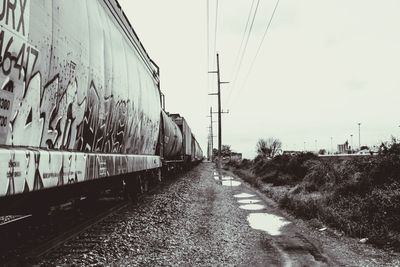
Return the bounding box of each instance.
[350,134,353,152]
[358,123,361,149]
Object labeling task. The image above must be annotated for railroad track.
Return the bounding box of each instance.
[0,215,33,228]
[0,179,169,266]
[31,202,129,258]
[0,198,130,266]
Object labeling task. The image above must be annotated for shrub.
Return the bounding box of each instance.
[302,160,332,192]
[252,152,318,185]
[230,147,400,250]
[279,193,321,220]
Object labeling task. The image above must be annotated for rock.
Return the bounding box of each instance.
[359,238,369,244]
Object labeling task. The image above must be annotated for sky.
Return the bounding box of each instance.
[118,0,400,159]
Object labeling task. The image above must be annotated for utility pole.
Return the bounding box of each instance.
[330,137,333,154]
[207,107,216,161]
[207,126,214,161]
[207,126,211,161]
[208,53,229,168]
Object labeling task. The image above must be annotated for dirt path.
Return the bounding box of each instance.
[38,163,397,266]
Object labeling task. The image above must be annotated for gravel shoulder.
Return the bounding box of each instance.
[38,163,400,266]
[39,163,281,266]
[226,167,400,267]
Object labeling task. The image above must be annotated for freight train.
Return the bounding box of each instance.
[0,0,203,214]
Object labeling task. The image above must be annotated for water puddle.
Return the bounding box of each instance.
[222,180,241,187]
[221,176,234,180]
[247,213,290,236]
[237,199,261,204]
[234,193,255,198]
[240,204,266,210]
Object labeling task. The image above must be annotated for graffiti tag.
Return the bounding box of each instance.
[0,0,28,36]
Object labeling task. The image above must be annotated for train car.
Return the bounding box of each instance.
[191,136,203,162]
[0,0,164,213]
[194,139,203,161]
[159,110,183,161]
[160,112,203,173]
[170,114,193,163]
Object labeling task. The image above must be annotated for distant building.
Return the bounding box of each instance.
[337,141,350,154]
[282,150,302,156]
[230,152,242,161]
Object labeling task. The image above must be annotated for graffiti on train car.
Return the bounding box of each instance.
[0,26,38,137]
[0,0,29,36]
[5,69,158,153]
[0,148,161,196]
[0,0,160,154]
[0,0,162,197]
[0,30,38,81]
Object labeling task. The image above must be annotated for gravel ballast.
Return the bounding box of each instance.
[38,163,400,266]
[39,163,281,266]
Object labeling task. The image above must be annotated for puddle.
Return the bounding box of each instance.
[234,193,255,198]
[214,176,220,180]
[240,204,266,210]
[213,172,218,176]
[247,213,290,236]
[221,176,234,180]
[222,180,241,186]
[237,199,261,204]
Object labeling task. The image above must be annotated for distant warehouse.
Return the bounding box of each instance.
[230,152,243,161]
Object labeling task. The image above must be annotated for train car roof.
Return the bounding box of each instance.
[104,0,160,85]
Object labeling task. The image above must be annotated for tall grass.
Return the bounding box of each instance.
[230,143,400,250]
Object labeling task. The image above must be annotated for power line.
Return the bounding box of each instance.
[207,0,210,70]
[213,0,219,68]
[207,0,211,94]
[234,0,281,102]
[225,0,256,105]
[226,0,261,105]
[231,0,256,76]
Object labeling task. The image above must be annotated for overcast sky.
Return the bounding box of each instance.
[119,0,400,158]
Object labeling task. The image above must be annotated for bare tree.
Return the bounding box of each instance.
[221,145,232,157]
[212,145,232,158]
[256,138,282,158]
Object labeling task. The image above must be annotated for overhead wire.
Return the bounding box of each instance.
[231,0,256,75]
[207,0,210,71]
[213,0,219,68]
[228,0,281,107]
[241,0,281,91]
[225,0,256,104]
[207,0,211,93]
[225,0,261,105]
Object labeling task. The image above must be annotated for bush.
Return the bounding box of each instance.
[324,183,400,247]
[252,152,318,185]
[279,193,321,220]
[230,147,400,250]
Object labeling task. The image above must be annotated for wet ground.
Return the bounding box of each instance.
[212,170,334,266]
[37,163,399,266]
